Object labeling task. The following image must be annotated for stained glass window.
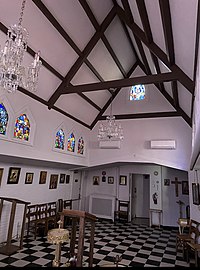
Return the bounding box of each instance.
[77,137,84,155]
[55,129,65,150]
[14,113,30,141]
[67,132,75,152]
[0,103,8,135]
[130,84,145,101]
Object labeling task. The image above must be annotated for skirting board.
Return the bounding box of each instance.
[99,140,121,149]
[150,140,176,149]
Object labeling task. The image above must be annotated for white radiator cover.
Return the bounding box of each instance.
[89,194,116,221]
[150,140,176,149]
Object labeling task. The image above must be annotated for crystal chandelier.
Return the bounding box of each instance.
[0,0,42,93]
[98,91,124,141]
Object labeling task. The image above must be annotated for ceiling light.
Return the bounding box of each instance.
[98,90,123,141]
[0,0,42,93]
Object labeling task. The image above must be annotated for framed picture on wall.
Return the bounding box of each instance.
[119,175,127,185]
[93,176,100,185]
[59,174,66,184]
[164,179,170,186]
[192,183,200,205]
[182,181,189,195]
[7,167,21,184]
[0,168,4,186]
[66,175,70,184]
[39,171,47,184]
[108,176,114,184]
[49,174,58,189]
[25,172,34,184]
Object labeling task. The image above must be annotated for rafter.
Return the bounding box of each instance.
[63,72,178,94]
[47,6,117,109]
[116,4,195,94]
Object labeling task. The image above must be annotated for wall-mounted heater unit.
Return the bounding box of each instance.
[150,140,176,149]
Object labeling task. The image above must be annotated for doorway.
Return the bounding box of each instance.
[129,173,150,225]
[71,171,82,210]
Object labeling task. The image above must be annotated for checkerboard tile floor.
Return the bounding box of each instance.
[0,219,196,267]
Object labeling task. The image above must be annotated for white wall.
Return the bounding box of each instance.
[0,91,90,168]
[89,117,192,171]
[0,161,75,243]
[80,163,189,227]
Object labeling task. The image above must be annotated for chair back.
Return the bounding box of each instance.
[118,200,129,212]
[189,219,200,243]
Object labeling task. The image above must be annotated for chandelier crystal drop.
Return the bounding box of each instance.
[0,0,42,93]
[98,91,124,141]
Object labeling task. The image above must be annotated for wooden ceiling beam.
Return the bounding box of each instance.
[47,6,116,109]
[99,111,181,120]
[90,61,139,129]
[63,72,178,94]
[191,0,200,120]
[122,0,151,75]
[79,0,127,78]
[159,0,179,107]
[116,5,195,94]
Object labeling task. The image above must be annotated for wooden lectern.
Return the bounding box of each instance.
[60,209,96,267]
[0,197,30,255]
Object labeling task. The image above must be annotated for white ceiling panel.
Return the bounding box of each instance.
[84,90,111,108]
[87,0,113,25]
[71,63,100,86]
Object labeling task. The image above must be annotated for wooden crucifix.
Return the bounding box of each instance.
[171,177,182,197]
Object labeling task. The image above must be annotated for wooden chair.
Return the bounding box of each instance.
[26,203,48,239]
[114,200,129,223]
[47,201,57,230]
[176,219,200,259]
[186,240,200,267]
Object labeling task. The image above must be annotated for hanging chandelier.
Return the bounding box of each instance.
[0,0,42,93]
[98,91,124,141]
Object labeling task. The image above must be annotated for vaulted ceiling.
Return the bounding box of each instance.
[0,0,199,130]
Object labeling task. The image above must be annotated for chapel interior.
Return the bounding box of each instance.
[0,0,200,267]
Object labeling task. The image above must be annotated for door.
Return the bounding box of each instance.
[71,171,82,210]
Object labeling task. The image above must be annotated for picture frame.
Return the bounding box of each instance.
[39,171,47,184]
[49,174,58,189]
[108,176,114,184]
[7,167,21,184]
[59,173,66,184]
[0,168,4,186]
[192,183,200,205]
[66,175,70,184]
[182,181,189,195]
[164,179,170,186]
[102,176,106,182]
[25,172,34,184]
[119,175,127,185]
[93,176,100,185]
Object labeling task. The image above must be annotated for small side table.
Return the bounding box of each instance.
[149,209,162,228]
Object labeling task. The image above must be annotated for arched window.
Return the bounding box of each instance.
[77,137,84,155]
[0,103,8,135]
[67,132,75,152]
[14,113,30,141]
[130,84,145,101]
[55,128,65,150]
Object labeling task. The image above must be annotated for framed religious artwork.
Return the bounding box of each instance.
[164,179,170,186]
[25,172,34,184]
[93,176,100,185]
[0,168,4,186]
[7,167,21,184]
[182,181,189,195]
[59,173,66,184]
[119,175,127,185]
[108,176,114,184]
[192,183,200,205]
[66,175,70,184]
[39,171,47,184]
[49,174,58,189]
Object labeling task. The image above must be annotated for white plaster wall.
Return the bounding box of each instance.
[0,91,90,167]
[80,163,188,227]
[0,162,74,243]
[89,117,192,171]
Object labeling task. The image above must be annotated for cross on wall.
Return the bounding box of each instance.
[171,177,182,197]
